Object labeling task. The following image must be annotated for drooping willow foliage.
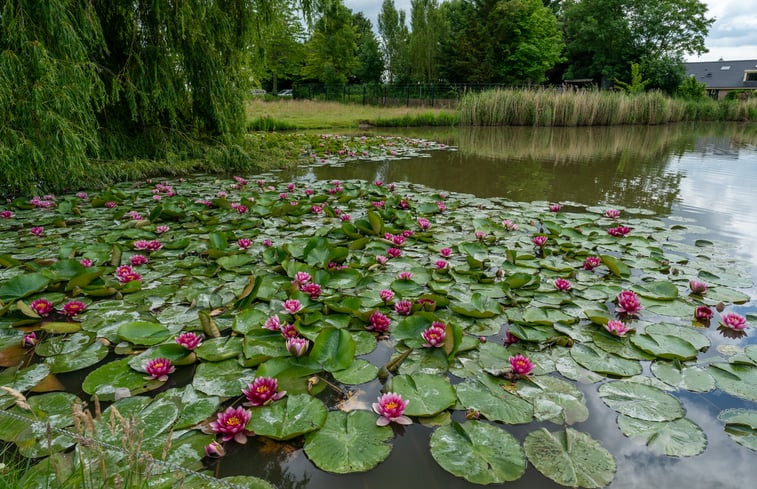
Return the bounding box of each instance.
[0,0,312,195]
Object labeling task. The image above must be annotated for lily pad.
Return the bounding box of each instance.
[389,373,456,417]
[332,359,378,385]
[617,415,706,456]
[598,381,684,421]
[192,358,257,397]
[570,343,642,377]
[524,428,616,488]
[249,393,327,440]
[0,273,50,302]
[650,361,715,392]
[455,378,533,424]
[117,321,171,346]
[708,363,757,403]
[430,420,526,484]
[82,357,163,400]
[310,327,355,372]
[303,410,392,473]
[718,408,757,451]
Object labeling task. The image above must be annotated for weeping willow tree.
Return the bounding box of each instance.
[1,0,309,194]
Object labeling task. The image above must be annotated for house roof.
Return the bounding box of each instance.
[684,59,757,89]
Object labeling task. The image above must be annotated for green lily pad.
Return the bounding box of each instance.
[310,327,355,372]
[0,364,52,408]
[718,408,757,451]
[82,357,163,400]
[519,375,589,425]
[650,361,715,392]
[430,420,526,484]
[249,393,327,440]
[617,415,706,456]
[0,273,50,302]
[570,343,642,377]
[192,358,257,397]
[389,373,456,417]
[117,320,171,346]
[455,378,534,424]
[303,410,392,474]
[524,428,616,488]
[598,381,684,421]
[0,392,79,457]
[332,359,378,385]
[708,363,757,403]
[45,340,108,373]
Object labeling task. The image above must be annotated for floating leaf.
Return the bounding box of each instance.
[332,359,378,385]
[310,327,355,372]
[455,378,533,424]
[617,415,706,456]
[570,344,642,377]
[304,410,392,473]
[598,381,684,421]
[389,373,456,417]
[0,273,50,302]
[524,428,616,488]
[430,420,526,484]
[117,321,171,346]
[650,361,715,392]
[192,358,257,397]
[708,363,757,403]
[718,408,757,451]
[82,358,162,400]
[248,394,327,440]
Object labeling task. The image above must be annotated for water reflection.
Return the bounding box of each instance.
[255,123,757,488]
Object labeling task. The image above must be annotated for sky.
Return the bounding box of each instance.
[344,0,757,62]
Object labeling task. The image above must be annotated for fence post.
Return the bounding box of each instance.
[431,83,435,107]
[406,85,409,107]
[362,85,366,105]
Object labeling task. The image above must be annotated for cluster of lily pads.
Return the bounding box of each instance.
[1,167,756,488]
[294,133,449,164]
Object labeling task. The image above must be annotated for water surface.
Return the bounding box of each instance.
[222,123,757,488]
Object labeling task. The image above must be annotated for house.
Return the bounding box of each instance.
[684,59,757,100]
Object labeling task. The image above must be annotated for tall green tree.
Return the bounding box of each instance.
[378,0,412,83]
[250,5,307,93]
[352,13,384,84]
[408,0,443,83]
[562,0,713,89]
[302,0,358,84]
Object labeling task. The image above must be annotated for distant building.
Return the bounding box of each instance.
[684,59,757,100]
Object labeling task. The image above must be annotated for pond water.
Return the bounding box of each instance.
[210,123,757,488]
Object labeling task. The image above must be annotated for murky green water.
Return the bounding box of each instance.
[219,123,757,488]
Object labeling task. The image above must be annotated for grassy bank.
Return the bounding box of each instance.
[246,99,459,130]
[460,89,757,126]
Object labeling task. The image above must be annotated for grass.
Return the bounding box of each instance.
[246,99,459,130]
[460,88,757,126]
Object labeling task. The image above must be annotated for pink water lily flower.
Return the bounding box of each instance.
[380,289,395,302]
[373,393,411,426]
[549,203,562,212]
[145,357,175,381]
[606,320,631,337]
[280,323,299,339]
[302,283,322,299]
[210,406,253,444]
[436,201,447,211]
[605,209,620,219]
[205,440,226,458]
[282,299,303,314]
[30,298,54,317]
[387,247,402,258]
[721,313,748,331]
[422,322,446,348]
[394,300,412,316]
[616,290,643,316]
[263,239,273,247]
[22,332,37,348]
[435,260,448,270]
[398,272,413,280]
[237,238,252,250]
[608,226,631,237]
[264,315,281,331]
[0,210,14,219]
[30,226,44,236]
[376,255,388,265]
[689,280,707,295]
[129,254,149,266]
[440,248,452,258]
[79,258,93,267]
[176,331,203,350]
[243,377,286,407]
[392,235,406,246]
[504,330,519,346]
[286,337,309,357]
[532,235,547,247]
[695,306,713,321]
[509,354,534,376]
[475,231,486,240]
[503,219,518,231]
[583,256,601,270]
[105,201,118,208]
[554,278,572,291]
[115,265,142,283]
[340,214,351,222]
[368,312,391,333]
[417,217,431,230]
[293,272,312,286]
[62,300,86,316]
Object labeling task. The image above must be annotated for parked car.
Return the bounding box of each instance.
[277,89,293,97]
[250,89,267,96]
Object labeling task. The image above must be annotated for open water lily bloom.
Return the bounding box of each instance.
[144,357,175,381]
[282,299,303,314]
[210,406,253,444]
[509,354,534,376]
[422,322,446,348]
[176,331,203,350]
[243,377,286,407]
[373,393,411,426]
[30,298,54,317]
[605,320,631,337]
[616,290,643,316]
[720,313,748,331]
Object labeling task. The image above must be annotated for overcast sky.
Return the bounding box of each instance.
[344,0,757,62]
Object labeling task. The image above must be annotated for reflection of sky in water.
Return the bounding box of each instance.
[226,127,757,488]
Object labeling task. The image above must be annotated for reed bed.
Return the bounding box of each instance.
[460,89,757,126]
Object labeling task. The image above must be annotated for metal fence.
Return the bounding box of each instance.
[291,83,532,108]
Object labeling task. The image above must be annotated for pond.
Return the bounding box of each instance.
[1,123,756,489]
[273,123,757,488]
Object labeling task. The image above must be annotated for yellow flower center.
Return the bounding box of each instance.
[385,401,397,410]
[226,416,240,426]
[256,385,269,394]
[153,362,164,369]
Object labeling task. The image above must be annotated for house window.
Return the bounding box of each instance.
[745,71,757,82]
[720,65,731,70]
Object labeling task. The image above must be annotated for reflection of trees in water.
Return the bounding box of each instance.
[309,124,754,215]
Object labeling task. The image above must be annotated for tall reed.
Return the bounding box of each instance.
[460,88,757,126]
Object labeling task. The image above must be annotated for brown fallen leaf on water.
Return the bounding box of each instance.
[258,437,297,456]
[335,389,369,412]
[0,345,27,367]
[31,373,65,393]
